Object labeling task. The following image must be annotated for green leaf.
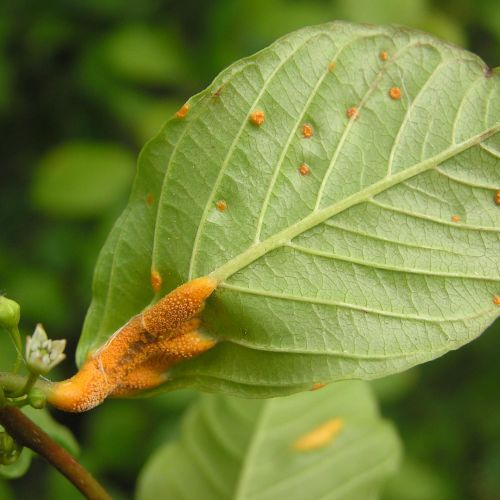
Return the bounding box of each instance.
[137,381,401,500]
[31,141,135,218]
[77,22,500,396]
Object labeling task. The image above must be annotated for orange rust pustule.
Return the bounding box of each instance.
[142,276,217,336]
[302,123,313,138]
[389,87,402,100]
[249,110,265,126]
[176,103,190,118]
[151,270,163,293]
[379,51,389,61]
[47,276,217,412]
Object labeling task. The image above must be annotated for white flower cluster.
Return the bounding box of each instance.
[25,324,66,374]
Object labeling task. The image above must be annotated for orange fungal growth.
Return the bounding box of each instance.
[293,418,344,451]
[302,123,313,138]
[346,107,358,119]
[299,163,310,176]
[389,87,402,100]
[311,382,326,391]
[142,276,217,336]
[146,193,154,206]
[494,190,500,205]
[493,295,500,306]
[151,270,163,293]
[216,200,228,212]
[47,276,218,412]
[379,51,389,61]
[451,215,461,222]
[176,103,190,118]
[249,110,265,126]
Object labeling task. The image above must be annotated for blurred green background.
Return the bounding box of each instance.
[0,0,499,498]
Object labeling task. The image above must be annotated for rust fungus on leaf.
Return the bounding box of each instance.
[346,106,358,119]
[494,190,500,205]
[151,270,162,293]
[293,418,344,451]
[493,295,500,306]
[176,103,190,119]
[379,50,388,61]
[146,193,154,206]
[47,277,218,412]
[216,200,227,212]
[249,110,265,126]
[311,382,326,391]
[299,163,310,176]
[451,215,461,222]
[302,123,314,138]
[389,87,402,100]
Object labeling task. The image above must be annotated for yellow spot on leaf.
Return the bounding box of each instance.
[302,123,313,138]
[249,110,265,126]
[293,418,344,451]
[176,103,190,119]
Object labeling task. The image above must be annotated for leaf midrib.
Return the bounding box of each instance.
[210,124,500,283]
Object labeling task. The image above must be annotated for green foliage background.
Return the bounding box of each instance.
[0,0,498,498]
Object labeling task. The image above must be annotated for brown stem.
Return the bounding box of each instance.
[0,406,111,500]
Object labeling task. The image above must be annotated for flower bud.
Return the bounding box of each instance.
[0,296,20,331]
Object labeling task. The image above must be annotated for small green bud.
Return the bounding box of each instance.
[0,296,20,330]
[28,388,46,409]
[0,432,22,465]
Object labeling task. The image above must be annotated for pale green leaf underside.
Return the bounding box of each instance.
[77,21,500,396]
[136,381,400,500]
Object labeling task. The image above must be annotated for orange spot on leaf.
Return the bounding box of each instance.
[249,110,265,126]
[346,107,358,119]
[389,87,402,100]
[176,103,190,119]
[216,200,227,212]
[302,123,313,138]
[451,215,461,222]
[151,270,162,293]
[293,418,344,451]
[311,382,325,391]
[299,163,310,176]
[379,51,389,61]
